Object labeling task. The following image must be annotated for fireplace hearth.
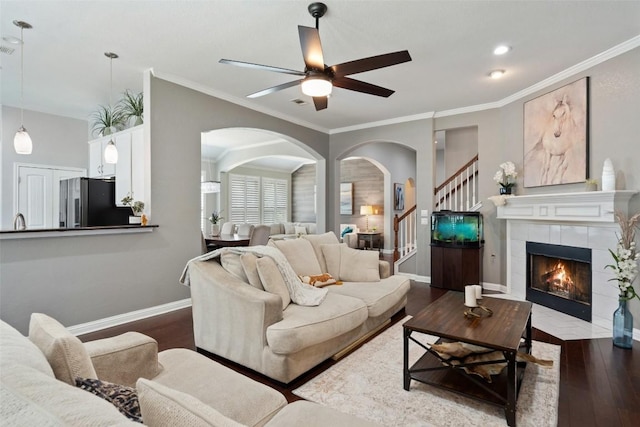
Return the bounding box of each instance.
[526,241,592,322]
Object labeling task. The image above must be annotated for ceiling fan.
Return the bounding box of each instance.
[219,2,412,111]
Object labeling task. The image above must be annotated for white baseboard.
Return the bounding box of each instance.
[396,272,430,283]
[481,282,507,293]
[68,298,192,336]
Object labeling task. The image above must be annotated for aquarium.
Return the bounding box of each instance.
[430,211,484,247]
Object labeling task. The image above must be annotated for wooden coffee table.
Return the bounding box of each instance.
[403,292,532,427]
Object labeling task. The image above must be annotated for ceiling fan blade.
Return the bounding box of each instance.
[312,96,328,111]
[247,79,303,98]
[298,26,325,70]
[333,76,395,97]
[330,50,412,77]
[219,59,305,77]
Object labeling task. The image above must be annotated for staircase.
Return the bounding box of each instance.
[393,155,480,265]
[434,155,480,211]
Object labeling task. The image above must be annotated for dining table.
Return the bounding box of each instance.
[205,233,251,249]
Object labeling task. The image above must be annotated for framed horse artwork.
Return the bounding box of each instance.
[523,77,589,187]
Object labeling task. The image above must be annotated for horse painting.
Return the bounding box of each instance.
[524,78,588,187]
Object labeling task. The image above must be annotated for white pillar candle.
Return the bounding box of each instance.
[474,285,483,300]
[465,285,477,307]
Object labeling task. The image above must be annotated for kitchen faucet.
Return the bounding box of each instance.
[13,213,26,230]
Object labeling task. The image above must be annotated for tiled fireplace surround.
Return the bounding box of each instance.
[496,190,638,340]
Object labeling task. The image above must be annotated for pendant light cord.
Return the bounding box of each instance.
[109,55,113,115]
[20,25,24,126]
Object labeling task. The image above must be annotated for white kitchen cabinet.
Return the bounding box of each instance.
[88,136,116,178]
[114,126,146,207]
[88,125,147,208]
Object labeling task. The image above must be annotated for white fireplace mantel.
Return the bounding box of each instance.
[495,189,638,336]
[496,190,638,223]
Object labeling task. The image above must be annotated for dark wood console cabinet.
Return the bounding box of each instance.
[430,246,483,291]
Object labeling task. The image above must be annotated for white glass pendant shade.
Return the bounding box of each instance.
[301,76,332,97]
[14,126,33,154]
[104,140,118,164]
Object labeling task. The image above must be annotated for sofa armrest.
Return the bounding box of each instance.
[188,260,283,370]
[84,332,160,387]
[378,260,391,279]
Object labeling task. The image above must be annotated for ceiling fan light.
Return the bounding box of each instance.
[104,140,118,164]
[489,69,505,79]
[14,126,33,154]
[301,76,332,97]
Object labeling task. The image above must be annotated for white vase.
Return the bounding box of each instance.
[211,224,220,237]
[129,216,141,225]
[602,158,615,191]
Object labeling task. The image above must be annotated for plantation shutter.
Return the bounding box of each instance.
[262,178,288,224]
[230,174,260,225]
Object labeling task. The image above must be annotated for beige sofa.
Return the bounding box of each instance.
[0,314,377,426]
[268,222,317,240]
[188,232,410,383]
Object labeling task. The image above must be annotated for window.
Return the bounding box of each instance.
[229,174,288,224]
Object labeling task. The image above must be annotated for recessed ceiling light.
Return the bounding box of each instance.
[494,45,511,55]
[489,70,505,79]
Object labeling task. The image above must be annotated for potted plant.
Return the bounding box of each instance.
[585,178,598,191]
[209,211,224,236]
[91,105,126,137]
[121,194,145,224]
[118,90,143,126]
[493,161,518,195]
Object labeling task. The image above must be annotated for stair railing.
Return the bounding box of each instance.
[393,205,417,262]
[434,155,479,211]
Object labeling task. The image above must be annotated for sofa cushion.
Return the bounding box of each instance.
[136,379,242,427]
[220,252,248,283]
[302,232,340,273]
[28,313,97,385]
[294,226,307,235]
[266,292,368,355]
[320,243,345,279]
[240,252,264,290]
[76,377,142,423]
[0,320,54,377]
[339,246,380,282]
[271,238,322,276]
[283,223,296,234]
[257,256,291,309]
[327,275,411,318]
[269,223,284,235]
[153,348,287,426]
[1,364,136,426]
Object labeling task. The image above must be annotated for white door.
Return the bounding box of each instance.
[16,164,86,229]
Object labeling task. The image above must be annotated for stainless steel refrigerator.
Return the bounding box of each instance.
[59,177,130,228]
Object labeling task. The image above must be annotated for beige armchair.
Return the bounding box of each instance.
[340,223,360,249]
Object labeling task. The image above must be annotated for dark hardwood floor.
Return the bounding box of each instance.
[80,281,639,427]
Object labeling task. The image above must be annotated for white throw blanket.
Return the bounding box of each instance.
[179,245,327,306]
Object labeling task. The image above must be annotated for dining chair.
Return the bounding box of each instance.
[249,225,271,246]
[237,223,255,237]
[221,222,235,235]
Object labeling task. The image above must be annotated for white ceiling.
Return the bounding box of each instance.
[2,1,640,135]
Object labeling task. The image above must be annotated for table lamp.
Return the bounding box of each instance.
[360,205,373,231]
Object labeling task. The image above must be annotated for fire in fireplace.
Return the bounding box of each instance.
[526,242,592,322]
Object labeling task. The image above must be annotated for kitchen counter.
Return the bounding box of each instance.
[0,225,158,240]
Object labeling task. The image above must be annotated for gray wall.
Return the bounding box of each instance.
[1,107,89,229]
[444,126,477,178]
[292,164,316,222]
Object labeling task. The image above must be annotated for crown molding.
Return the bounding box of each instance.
[330,111,435,135]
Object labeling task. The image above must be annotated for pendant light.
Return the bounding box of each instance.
[103,52,119,164]
[13,20,33,155]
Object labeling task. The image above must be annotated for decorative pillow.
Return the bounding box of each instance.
[299,273,339,288]
[28,313,97,385]
[341,226,353,238]
[294,226,307,235]
[256,257,291,309]
[320,243,345,280]
[302,232,340,273]
[283,223,296,234]
[75,377,142,423]
[271,238,322,276]
[269,223,283,235]
[220,253,248,282]
[136,378,244,427]
[240,252,264,290]
[339,246,381,282]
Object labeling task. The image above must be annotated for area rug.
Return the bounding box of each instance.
[293,317,560,427]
